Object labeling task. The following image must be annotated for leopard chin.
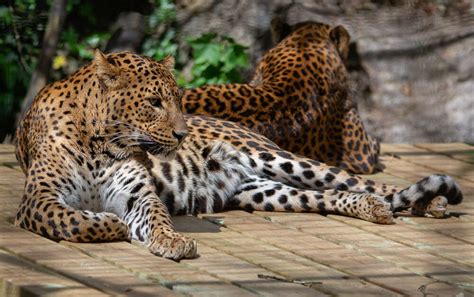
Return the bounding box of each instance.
[161,149,178,161]
[143,143,179,161]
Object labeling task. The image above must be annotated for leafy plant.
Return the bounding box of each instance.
[149,0,176,26]
[142,30,179,62]
[52,28,110,79]
[142,0,249,88]
[142,0,178,63]
[185,33,249,87]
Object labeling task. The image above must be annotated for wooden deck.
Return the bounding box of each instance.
[0,143,473,296]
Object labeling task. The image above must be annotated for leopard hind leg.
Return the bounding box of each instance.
[231,176,393,224]
[245,148,463,218]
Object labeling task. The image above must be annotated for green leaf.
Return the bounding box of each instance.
[0,6,12,25]
[78,46,93,60]
[185,32,249,86]
[194,43,221,66]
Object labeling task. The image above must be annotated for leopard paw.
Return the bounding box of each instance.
[357,195,394,224]
[148,231,197,261]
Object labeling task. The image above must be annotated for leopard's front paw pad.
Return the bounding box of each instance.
[148,231,197,261]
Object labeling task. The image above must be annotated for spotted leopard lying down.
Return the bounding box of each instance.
[183,19,381,174]
[15,51,463,260]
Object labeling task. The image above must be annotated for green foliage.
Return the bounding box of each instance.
[143,30,179,62]
[53,2,111,79]
[62,29,110,60]
[141,0,249,87]
[142,0,178,62]
[149,0,176,26]
[185,33,249,87]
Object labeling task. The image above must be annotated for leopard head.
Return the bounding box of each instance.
[271,17,350,62]
[93,50,187,159]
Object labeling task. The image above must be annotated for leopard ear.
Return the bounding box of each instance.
[271,17,292,44]
[329,25,351,61]
[160,55,175,70]
[94,49,125,90]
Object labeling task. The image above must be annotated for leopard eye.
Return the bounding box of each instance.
[149,98,162,108]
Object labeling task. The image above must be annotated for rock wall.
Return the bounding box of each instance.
[175,0,474,143]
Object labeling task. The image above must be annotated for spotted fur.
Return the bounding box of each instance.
[155,115,462,226]
[182,19,380,174]
[16,51,463,261]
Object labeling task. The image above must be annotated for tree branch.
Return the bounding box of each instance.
[8,2,30,72]
[20,0,67,115]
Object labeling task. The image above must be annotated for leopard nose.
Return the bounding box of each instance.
[172,130,188,142]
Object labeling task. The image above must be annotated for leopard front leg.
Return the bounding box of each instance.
[103,163,196,260]
[125,194,197,260]
[16,162,129,242]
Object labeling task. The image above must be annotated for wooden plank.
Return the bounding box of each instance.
[63,240,258,297]
[220,211,471,296]
[65,216,329,297]
[0,167,25,189]
[414,143,474,152]
[0,153,18,166]
[397,152,474,182]
[382,157,451,182]
[175,215,401,296]
[182,242,331,297]
[176,216,329,296]
[364,171,412,187]
[326,215,474,281]
[0,145,15,153]
[0,166,24,224]
[381,143,429,154]
[0,250,107,296]
[0,142,17,166]
[0,224,179,296]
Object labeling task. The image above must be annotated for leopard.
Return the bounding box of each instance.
[182,18,380,174]
[15,50,463,261]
